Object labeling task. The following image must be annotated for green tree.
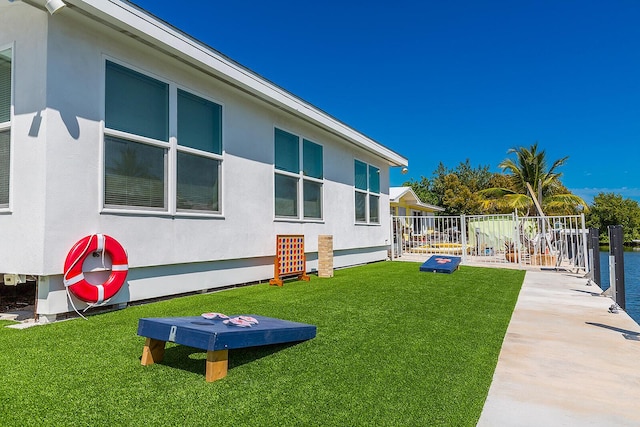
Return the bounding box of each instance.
[453,159,493,192]
[478,143,588,215]
[405,160,504,215]
[480,174,517,213]
[586,193,640,243]
[428,162,449,207]
[403,176,439,207]
[442,174,484,215]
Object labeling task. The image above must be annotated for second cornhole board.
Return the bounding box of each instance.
[419,255,461,274]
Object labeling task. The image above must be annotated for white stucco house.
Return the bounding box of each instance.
[0,0,407,320]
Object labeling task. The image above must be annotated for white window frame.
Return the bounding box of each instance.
[354,158,380,225]
[101,58,224,218]
[273,127,324,222]
[0,43,14,213]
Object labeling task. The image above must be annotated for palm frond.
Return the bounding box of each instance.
[504,193,533,211]
[477,187,516,198]
[544,194,590,212]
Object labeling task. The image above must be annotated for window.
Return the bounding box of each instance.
[369,164,380,223]
[105,61,168,141]
[104,137,165,208]
[274,129,299,217]
[274,128,323,219]
[104,61,222,213]
[302,139,323,219]
[0,47,11,208]
[104,61,167,209]
[354,160,380,224]
[0,131,9,208]
[176,89,222,212]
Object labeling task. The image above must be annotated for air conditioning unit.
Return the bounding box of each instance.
[3,274,26,286]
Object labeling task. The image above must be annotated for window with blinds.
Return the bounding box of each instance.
[274,129,300,217]
[0,48,11,208]
[103,61,224,214]
[274,128,323,220]
[176,89,222,213]
[0,131,9,207]
[104,61,167,209]
[104,136,165,208]
[105,61,168,142]
[354,160,380,224]
[302,139,323,219]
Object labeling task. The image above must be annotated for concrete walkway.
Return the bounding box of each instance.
[477,269,640,426]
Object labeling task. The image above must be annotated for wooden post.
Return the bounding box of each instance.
[206,349,229,382]
[141,338,166,366]
[269,255,284,286]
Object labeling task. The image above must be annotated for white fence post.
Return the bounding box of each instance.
[581,213,589,273]
[390,215,395,260]
[513,212,521,266]
[460,214,467,263]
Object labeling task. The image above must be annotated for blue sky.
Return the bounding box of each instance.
[131,0,640,204]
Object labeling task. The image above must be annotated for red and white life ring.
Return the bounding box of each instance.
[63,234,128,304]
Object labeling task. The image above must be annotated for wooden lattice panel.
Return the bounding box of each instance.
[269,235,310,286]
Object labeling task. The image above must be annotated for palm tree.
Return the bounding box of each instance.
[478,143,588,215]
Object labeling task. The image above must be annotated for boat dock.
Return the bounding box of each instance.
[477,269,640,426]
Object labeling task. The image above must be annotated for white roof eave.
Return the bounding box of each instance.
[65,0,408,167]
[389,187,444,212]
[402,201,445,212]
[418,202,445,212]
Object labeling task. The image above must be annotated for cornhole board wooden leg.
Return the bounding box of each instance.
[141,338,166,366]
[206,349,229,382]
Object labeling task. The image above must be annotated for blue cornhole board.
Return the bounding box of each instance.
[419,255,461,274]
[138,315,316,351]
[138,315,316,382]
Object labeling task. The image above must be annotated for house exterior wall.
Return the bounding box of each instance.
[0,3,48,274]
[1,2,398,318]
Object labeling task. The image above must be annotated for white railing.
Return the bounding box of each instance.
[390,213,589,272]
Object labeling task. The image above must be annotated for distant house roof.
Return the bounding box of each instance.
[59,0,407,167]
[389,187,444,213]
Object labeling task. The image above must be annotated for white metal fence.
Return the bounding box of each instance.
[390,213,589,272]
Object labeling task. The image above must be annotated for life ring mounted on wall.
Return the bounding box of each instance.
[63,234,128,304]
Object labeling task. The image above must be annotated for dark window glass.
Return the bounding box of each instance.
[177,152,219,212]
[303,180,322,219]
[104,136,166,208]
[178,89,222,154]
[105,61,169,141]
[0,131,9,206]
[275,174,298,217]
[355,160,367,190]
[303,139,323,179]
[275,128,299,173]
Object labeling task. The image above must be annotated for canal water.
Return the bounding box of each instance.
[598,250,640,325]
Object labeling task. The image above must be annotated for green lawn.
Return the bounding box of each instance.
[0,262,524,426]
